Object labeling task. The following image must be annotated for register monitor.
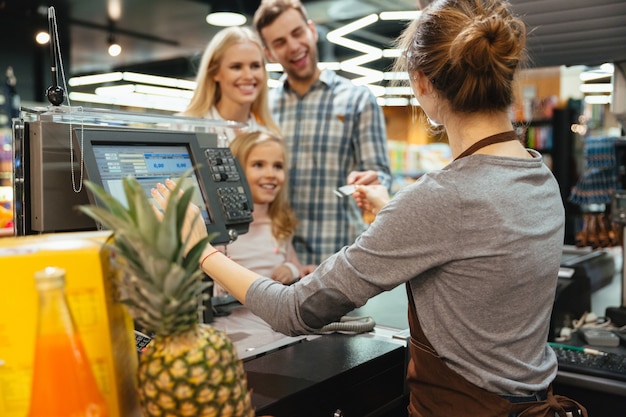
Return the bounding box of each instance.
[76,127,253,245]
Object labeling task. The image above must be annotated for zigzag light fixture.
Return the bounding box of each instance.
[68,11,425,110]
[325,10,421,97]
[326,14,383,86]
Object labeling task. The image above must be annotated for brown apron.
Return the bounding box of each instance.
[404,283,588,417]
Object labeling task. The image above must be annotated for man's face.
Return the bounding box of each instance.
[260,8,319,83]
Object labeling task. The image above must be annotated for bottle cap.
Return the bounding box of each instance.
[34,266,66,288]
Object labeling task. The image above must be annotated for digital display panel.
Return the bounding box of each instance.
[92,143,210,223]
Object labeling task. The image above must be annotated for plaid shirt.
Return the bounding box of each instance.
[270,70,391,265]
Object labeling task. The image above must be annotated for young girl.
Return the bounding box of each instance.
[220,130,314,284]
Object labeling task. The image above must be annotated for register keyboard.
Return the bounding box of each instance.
[551,344,626,382]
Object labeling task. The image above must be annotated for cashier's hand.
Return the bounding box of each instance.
[353,184,390,215]
[151,179,209,254]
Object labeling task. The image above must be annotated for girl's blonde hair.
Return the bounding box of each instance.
[230,131,297,242]
[182,26,280,134]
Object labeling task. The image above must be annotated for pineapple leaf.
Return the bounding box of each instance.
[78,172,216,336]
[80,181,133,223]
[156,184,192,261]
[124,178,160,248]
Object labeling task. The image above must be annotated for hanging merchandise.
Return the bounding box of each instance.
[569,136,620,248]
[27,266,109,417]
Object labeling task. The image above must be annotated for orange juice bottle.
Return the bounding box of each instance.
[27,267,108,417]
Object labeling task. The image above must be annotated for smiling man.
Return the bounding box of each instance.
[253,0,391,265]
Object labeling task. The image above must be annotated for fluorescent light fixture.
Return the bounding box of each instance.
[69,91,190,112]
[584,95,612,105]
[367,85,385,97]
[68,72,196,90]
[341,55,384,85]
[377,97,410,106]
[95,84,194,99]
[69,72,124,86]
[601,63,615,73]
[95,84,135,96]
[384,72,410,81]
[379,11,421,20]
[122,72,196,89]
[383,49,402,58]
[206,12,246,27]
[579,84,613,94]
[385,86,414,95]
[327,14,381,55]
[327,14,379,41]
[580,63,614,82]
[133,84,194,98]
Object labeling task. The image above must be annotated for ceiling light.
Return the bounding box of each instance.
[69,72,124,86]
[379,11,421,20]
[206,12,246,26]
[584,95,612,105]
[579,84,613,94]
[107,0,122,21]
[108,41,122,57]
[377,97,410,106]
[35,31,50,45]
[107,30,121,56]
[580,64,614,81]
[206,1,247,27]
[69,91,190,112]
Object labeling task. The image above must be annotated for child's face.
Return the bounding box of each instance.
[244,141,285,205]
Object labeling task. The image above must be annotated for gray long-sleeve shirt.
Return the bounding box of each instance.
[247,149,564,396]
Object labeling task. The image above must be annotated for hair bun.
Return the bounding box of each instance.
[451,14,522,75]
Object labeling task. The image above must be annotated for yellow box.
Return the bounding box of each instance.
[0,231,140,417]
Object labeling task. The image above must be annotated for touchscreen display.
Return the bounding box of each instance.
[91,143,210,223]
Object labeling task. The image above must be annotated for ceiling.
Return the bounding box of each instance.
[5,0,626,86]
[0,0,626,105]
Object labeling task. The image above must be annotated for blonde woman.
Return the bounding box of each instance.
[182,26,280,143]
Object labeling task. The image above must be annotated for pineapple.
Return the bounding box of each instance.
[78,175,254,417]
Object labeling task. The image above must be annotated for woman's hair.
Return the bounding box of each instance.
[182,26,280,134]
[230,130,297,242]
[253,0,309,43]
[394,0,527,113]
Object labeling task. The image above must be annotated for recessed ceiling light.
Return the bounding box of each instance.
[206,11,247,27]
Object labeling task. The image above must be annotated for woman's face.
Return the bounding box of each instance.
[244,141,285,205]
[213,41,265,109]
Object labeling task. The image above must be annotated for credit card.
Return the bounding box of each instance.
[334,184,356,198]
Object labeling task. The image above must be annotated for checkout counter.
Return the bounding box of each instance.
[552,246,626,417]
[211,288,410,417]
[6,106,625,416]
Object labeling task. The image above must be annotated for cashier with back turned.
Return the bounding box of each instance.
[156,0,588,416]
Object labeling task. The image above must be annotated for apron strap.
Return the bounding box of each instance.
[455,130,520,160]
